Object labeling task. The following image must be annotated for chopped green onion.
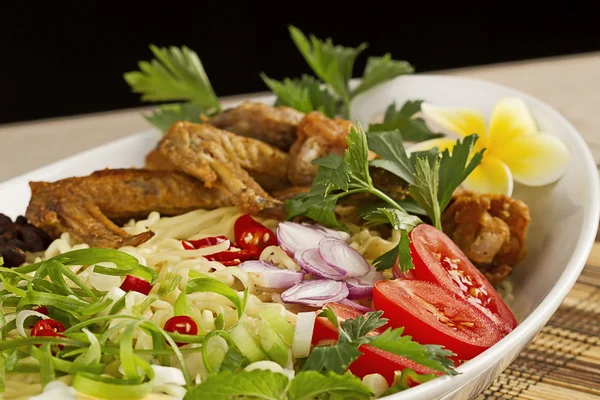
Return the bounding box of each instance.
[201,330,233,374]
[173,289,194,319]
[16,248,159,285]
[30,346,105,375]
[230,323,266,363]
[38,344,55,389]
[120,322,140,380]
[0,336,87,352]
[257,320,289,367]
[72,372,154,400]
[77,328,102,365]
[18,291,90,312]
[259,307,295,347]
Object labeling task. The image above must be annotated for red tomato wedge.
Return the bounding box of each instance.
[312,302,443,385]
[373,280,503,362]
[409,224,517,335]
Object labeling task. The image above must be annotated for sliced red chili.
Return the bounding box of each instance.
[182,236,229,250]
[32,305,48,315]
[205,247,259,266]
[164,316,199,346]
[31,319,65,336]
[31,319,66,351]
[234,215,277,253]
[120,275,153,295]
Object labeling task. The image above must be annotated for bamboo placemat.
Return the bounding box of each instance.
[476,240,600,399]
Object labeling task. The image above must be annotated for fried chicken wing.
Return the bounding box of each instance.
[27,180,155,249]
[441,189,531,285]
[287,111,353,186]
[159,121,286,214]
[26,169,237,249]
[208,102,304,151]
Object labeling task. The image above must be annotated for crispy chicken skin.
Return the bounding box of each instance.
[26,169,237,248]
[208,102,305,151]
[287,111,354,186]
[441,189,531,285]
[145,148,177,171]
[159,121,286,214]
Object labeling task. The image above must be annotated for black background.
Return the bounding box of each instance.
[1,3,599,125]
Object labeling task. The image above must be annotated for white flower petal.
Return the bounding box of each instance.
[493,132,570,186]
[421,103,487,139]
[462,157,514,196]
[487,97,537,152]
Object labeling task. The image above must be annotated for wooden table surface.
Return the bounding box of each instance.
[1,52,600,400]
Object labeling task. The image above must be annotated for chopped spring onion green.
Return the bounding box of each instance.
[257,320,289,367]
[259,307,295,347]
[230,323,266,363]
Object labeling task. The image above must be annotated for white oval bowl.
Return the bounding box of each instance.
[0,75,598,400]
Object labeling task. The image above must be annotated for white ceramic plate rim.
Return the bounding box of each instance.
[1,74,598,399]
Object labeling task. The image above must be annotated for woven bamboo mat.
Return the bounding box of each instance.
[476,241,600,400]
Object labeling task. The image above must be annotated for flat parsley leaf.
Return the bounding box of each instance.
[367,130,415,184]
[339,310,387,344]
[372,229,414,272]
[352,54,414,98]
[124,45,220,113]
[344,124,373,188]
[438,134,485,210]
[370,328,457,375]
[183,370,288,400]
[368,101,444,143]
[285,192,344,230]
[364,208,421,271]
[144,103,205,132]
[300,343,362,374]
[363,207,422,232]
[408,157,442,230]
[262,73,338,118]
[288,371,373,400]
[289,26,366,104]
[312,154,351,194]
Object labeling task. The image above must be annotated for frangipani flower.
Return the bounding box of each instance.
[409,97,570,196]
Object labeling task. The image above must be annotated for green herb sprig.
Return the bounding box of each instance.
[300,307,456,377]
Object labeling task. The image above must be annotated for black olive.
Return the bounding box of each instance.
[0,214,11,226]
[18,225,47,252]
[15,216,28,225]
[0,245,26,268]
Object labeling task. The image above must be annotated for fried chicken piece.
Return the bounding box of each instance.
[159,121,286,214]
[26,169,237,249]
[441,189,531,285]
[27,180,155,249]
[208,102,304,151]
[287,111,354,186]
[145,148,177,171]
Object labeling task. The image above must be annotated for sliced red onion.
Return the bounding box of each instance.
[280,280,349,308]
[318,238,371,278]
[295,248,347,281]
[301,223,351,243]
[276,222,328,256]
[345,279,374,299]
[339,298,373,313]
[345,267,384,298]
[240,260,304,289]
